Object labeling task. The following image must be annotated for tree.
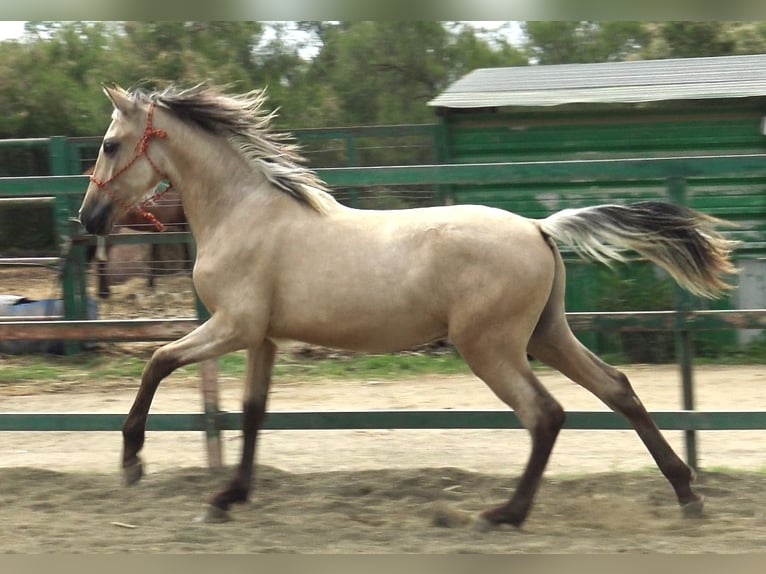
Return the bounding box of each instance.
[113,22,267,89]
[523,21,650,64]
[0,22,114,138]
[301,21,526,126]
[658,22,736,58]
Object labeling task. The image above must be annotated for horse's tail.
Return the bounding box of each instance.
[538,201,738,299]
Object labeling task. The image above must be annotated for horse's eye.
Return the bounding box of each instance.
[103,140,119,156]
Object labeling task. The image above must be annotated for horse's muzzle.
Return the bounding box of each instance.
[79,198,117,236]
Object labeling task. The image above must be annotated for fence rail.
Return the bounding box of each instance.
[3,410,766,433]
[1,310,765,341]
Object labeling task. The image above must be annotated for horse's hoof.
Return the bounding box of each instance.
[194,504,231,524]
[473,516,496,533]
[122,460,144,486]
[681,495,705,518]
[477,504,524,531]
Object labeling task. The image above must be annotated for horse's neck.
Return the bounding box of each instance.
[161,126,337,246]
[161,134,253,240]
[179,181,253,243]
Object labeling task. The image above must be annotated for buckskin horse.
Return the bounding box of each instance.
[78,84,735,527]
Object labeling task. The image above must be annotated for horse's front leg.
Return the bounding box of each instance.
[198,339,277,523]
[147,243,160,290]
[93,237,111,299]
[121,315,242,485]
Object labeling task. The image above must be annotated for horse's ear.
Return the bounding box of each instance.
[102,83,136,116]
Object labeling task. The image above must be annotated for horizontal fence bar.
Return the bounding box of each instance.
[293,123,436,140]
[566,309,766,331]
[2,410,766,432]
[0,318,199,342]
[0,315,63,322]
[316,154,766,187]
[72,231,192,247]
[0,175,87,196]
[5,155,766,198]
[0,138,49,148]
[0,196,54,205]
[0,257,60,266]
[0,311,763,342]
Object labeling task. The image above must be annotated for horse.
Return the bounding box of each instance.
[83,166,190,298]
[78,83,736,528]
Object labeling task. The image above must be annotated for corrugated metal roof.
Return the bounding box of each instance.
[428,54,766,108]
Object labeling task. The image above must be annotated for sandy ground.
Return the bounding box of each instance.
[1,365,766,553]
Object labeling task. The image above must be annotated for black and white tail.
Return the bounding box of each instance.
[539,201,737,299]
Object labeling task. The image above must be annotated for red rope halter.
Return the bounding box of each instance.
[89,101,173,231]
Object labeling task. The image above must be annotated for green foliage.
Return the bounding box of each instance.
[196,348,472,381]
[594,263,677,363]
[523,21,650,64]
[3,339,763,390]
[0,348,471,386]
[3,20,766,143]
[523,21,766,65]
[0,21,530,140]
[659,22,736,58]
[300,21,523,127]
[702,332,766,363]
[0,205,55,256]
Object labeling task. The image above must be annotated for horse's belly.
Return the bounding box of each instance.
[268,306,446,353]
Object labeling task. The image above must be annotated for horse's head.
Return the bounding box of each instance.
[79,84,170,235]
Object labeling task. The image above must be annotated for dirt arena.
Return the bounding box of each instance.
[1,262,766,553]
[1,365,765,553]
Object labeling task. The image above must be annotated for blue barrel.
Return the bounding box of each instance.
[0,295,99,354]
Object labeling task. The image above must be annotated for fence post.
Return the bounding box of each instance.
[190,238,223,469]
[49,137,91,353]
[53,196,89,354]
[48,136,68,176]
[667,176,698,470]
[200,357,222,468]
[433,118,453,206]
[344,135,360,208]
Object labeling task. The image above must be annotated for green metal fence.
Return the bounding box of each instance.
[1,136,765,471]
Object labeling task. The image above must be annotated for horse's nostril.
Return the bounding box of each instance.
[81,201,115,236]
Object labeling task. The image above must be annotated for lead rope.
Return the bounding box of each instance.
[89,101,173,231]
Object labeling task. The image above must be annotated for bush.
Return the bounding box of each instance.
[594,263,677,363]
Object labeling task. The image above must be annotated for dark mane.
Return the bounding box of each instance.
[130,84,334,213]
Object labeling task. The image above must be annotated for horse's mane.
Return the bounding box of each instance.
[130,84,335,214]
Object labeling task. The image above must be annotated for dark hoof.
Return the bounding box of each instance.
[681,494,705,518]
[473,516,497,532]
[122,460,144,486]
[194,504,231,523]
[477,504,524,530]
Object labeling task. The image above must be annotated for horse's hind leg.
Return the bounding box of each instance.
[528,318,703,515]
[454,334,565,528]
[200,339,277,523]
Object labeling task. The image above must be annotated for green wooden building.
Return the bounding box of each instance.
[428,54,766,355]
